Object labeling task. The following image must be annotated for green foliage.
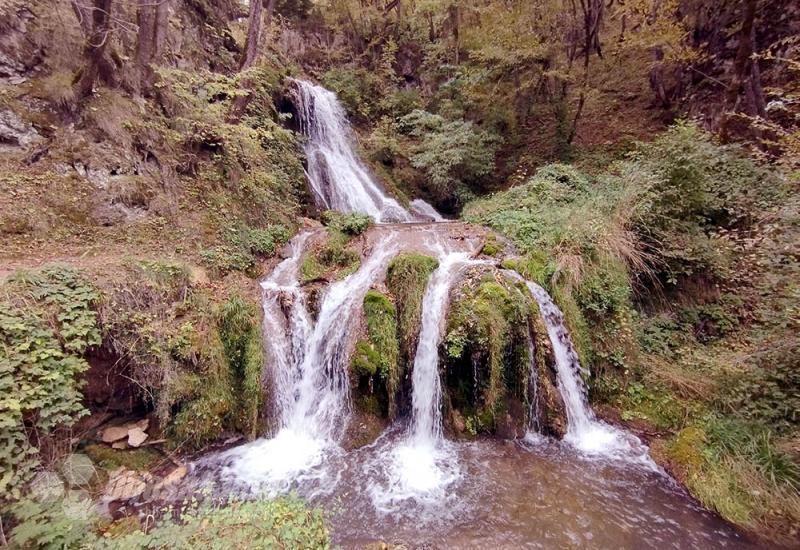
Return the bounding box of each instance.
[9,494,330,549]
[321,66,381,120]
[216,294,264,438]
[624,122,786,284]
[320,210,374,236]
[201,245,256,276]
[0,267,99,500]
[722,342,800,434]
[704,416,800,490]
[398,109,500,200]
[386,253,439,364]
[246,225,291,257]
[9,492,98,549]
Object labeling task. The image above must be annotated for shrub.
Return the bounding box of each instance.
[398,109,500,200]
[320,210,374,236]
[0,267,99,500]
[216,294,264,437]
[9,494,330,549]
[200,245,256,276]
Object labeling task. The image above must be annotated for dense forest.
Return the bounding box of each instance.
[0,0,798,548]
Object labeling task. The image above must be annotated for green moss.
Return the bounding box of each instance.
[386,254,438,366]
[216,294,264,438]
[351,340,380,377]
[444,277,530,433]
[668,427,706,470]
[83,443,160,472]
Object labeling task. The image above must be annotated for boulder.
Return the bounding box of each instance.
[60,453,96,487]
[0,109,40,148]
[104,469,151,501]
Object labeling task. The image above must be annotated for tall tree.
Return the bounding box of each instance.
[73,0,116,99]
[720,0,766,142]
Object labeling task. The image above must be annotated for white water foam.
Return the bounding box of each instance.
[219,233,399,492]
[369,248,484,510]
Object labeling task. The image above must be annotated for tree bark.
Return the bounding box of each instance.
[135,0,170,93]
[74,0,115,100]
[239,0,264,71]
[229,0,276,121]
[720,0,759,142]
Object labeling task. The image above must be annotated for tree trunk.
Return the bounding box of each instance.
[229,0,276,121]
[720,0,759,142]
[135,0,170,93]
[239,0,264,71]
[74,0,114,100]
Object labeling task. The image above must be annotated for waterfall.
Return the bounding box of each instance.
[525,320,542,435]
[524,280,653,464]
[221,232,398,490]
[291,79,413,223]
[369,250,484,510]
[408,252,474,445]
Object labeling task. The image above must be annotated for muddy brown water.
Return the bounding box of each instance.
[159,428,756,550]
[323,437,754,549]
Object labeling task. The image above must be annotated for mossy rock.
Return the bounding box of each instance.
[442,273,539,437]
[386,253,438,415]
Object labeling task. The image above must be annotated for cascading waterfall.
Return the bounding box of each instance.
[291,79,413,223]
[369,249,484,510]
[221,233,399,490]
[524,280,653,464]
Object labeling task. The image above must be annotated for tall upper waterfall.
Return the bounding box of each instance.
[291,79,413,223]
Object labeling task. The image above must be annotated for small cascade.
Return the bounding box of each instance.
[524,280,653,464]
[221,233,399,491]
[291,79,413,223]
[409,199,445,222]
[369,249,483,510]
[524,320,542,436]
[260,232,313,419]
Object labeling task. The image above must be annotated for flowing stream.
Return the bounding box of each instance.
[165,82,755,548]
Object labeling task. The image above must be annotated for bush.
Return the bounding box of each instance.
[320,211,374,236]
[398,109,500,201]
[0,267,99,499]
[9,494,331,549]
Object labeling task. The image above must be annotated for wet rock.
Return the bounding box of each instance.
[154,465,187,490]
[102,425,130,443]
[0,109,40,148]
